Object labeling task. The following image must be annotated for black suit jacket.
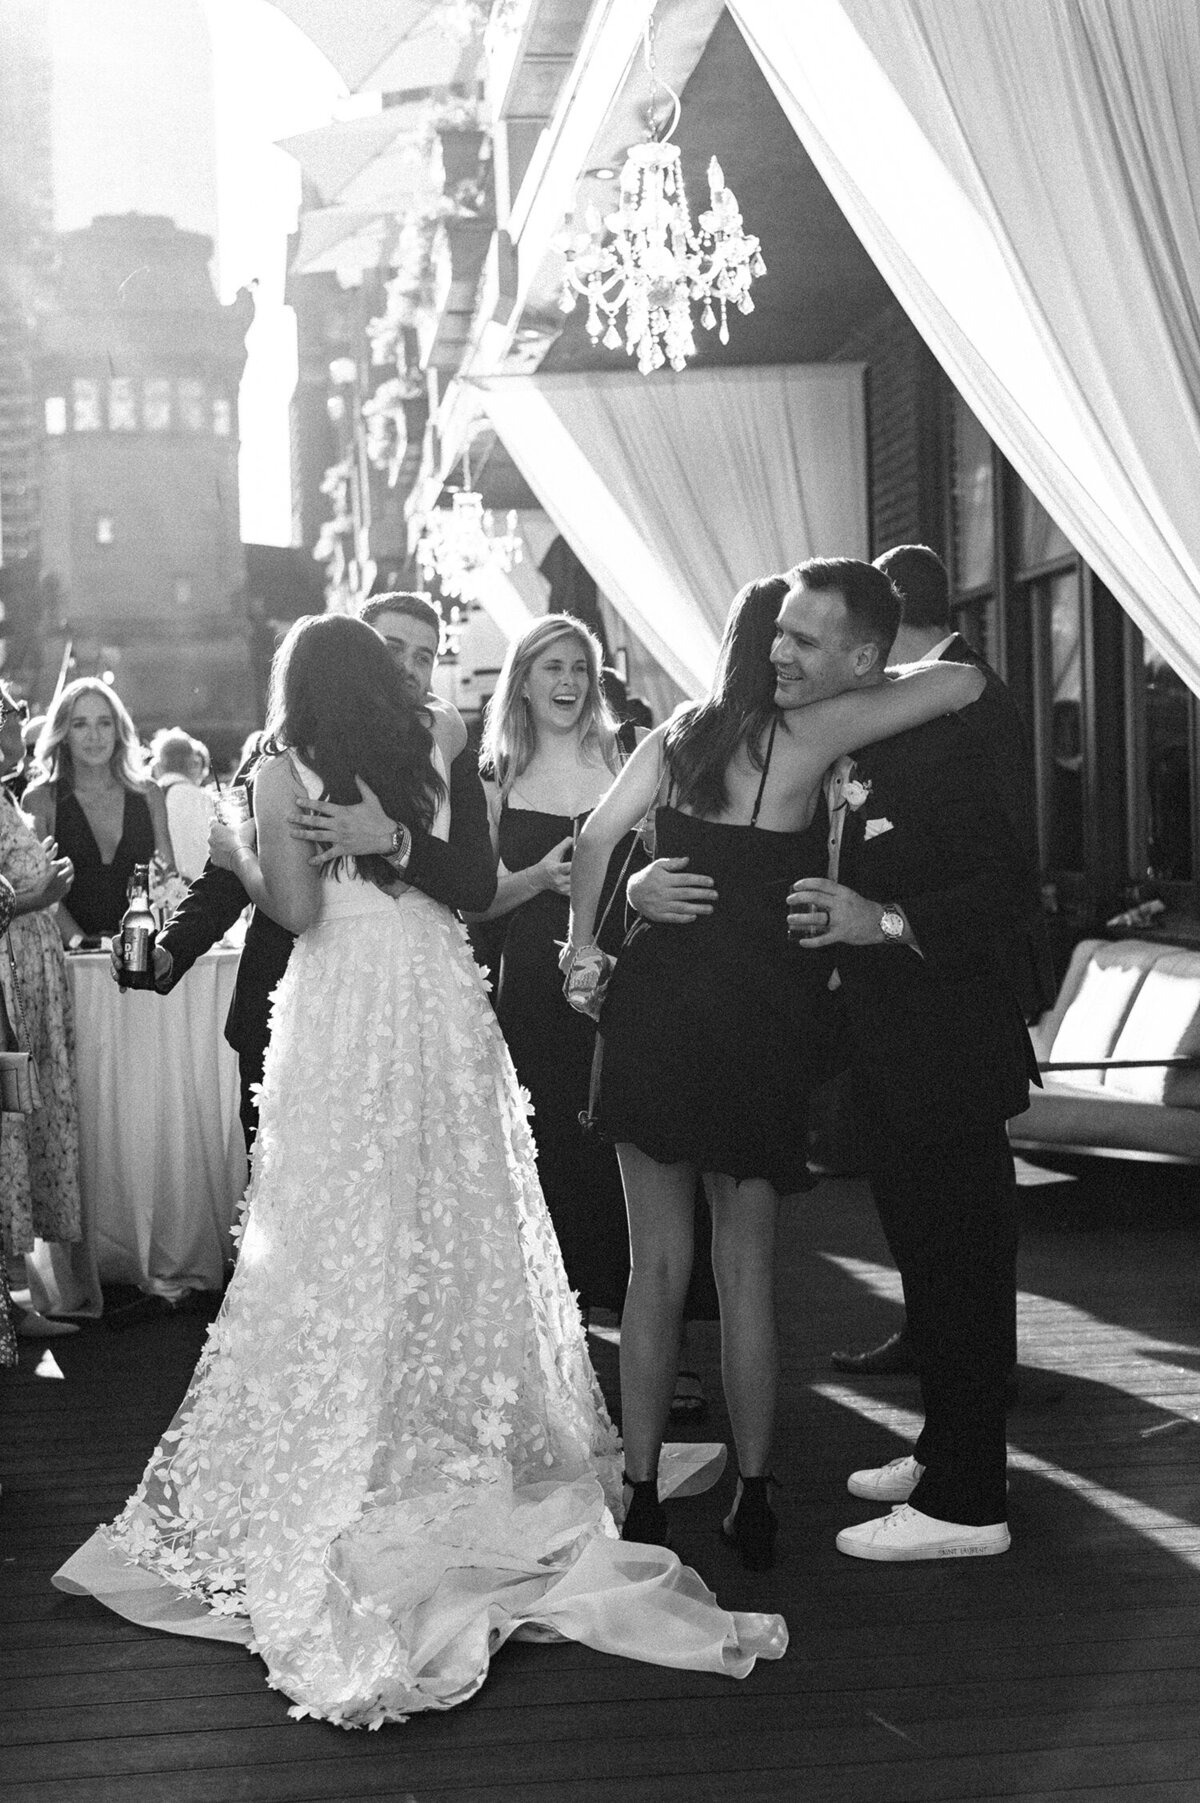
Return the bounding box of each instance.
[159,745,497,1056]
[833,710,1040,1144]
[937,635,1056,1019]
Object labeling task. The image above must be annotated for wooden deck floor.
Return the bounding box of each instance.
[4,1161,1200,1803]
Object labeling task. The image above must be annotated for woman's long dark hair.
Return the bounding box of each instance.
[264,613,445,890]
[663,575,788,816]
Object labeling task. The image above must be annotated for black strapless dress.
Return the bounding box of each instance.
[598,802,838,1195]
[491,806,636,1312]
[55,785,157,938]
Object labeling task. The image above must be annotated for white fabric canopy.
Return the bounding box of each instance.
[475,365,867,697]
[728,0,1200,697]
[267,1,471,92]
[279,106,435,209]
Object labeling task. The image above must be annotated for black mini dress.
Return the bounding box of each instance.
[598,756,837,1195]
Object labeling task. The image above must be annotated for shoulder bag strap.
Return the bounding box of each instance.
[3,930,29,1049]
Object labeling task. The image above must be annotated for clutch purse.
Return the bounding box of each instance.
[0,1048,39,1115]
[562,944,616,1022]
[559,825,642,1022]
[1,930,42,1116]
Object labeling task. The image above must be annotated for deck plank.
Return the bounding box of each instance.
[3,1173,1200,1800]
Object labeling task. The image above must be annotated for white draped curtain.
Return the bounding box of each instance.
[728,0,1200,696]
[474,365,867,697]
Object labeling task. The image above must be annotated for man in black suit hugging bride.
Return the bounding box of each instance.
[113,593,496,1149]
[782,562,1040,1559]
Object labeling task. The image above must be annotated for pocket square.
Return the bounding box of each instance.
[863,817,894,841]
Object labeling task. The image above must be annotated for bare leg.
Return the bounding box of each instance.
[615,1142,697,1484]
[709,1174,780,1478]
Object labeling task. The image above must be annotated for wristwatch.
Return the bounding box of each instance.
[385,822,412,872]
[879,904,906,943]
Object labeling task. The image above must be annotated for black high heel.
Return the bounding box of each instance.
[621,1472,670,1547]
[720,1473,778,1571]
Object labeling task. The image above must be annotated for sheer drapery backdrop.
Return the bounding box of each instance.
[475,365,868,698]
[729,0,1200,696]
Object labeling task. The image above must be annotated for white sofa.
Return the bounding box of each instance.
[1011,938,1200,1162]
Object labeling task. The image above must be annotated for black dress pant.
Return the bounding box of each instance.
[868,1119,1017,1525]
[236,1037,266,1153]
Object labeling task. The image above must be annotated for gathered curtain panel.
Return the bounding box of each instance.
[474,365,868,698]
[728,0,1200,696]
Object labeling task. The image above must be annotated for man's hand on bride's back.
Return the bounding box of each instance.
[288,778,394,866]
[626,856,716,924]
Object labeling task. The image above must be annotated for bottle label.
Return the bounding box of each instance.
[123,923,153,972]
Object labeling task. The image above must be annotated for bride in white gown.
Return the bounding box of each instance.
[54,614,785,1728]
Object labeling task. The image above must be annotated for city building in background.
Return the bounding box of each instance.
[33,213,255,751]
[0,0,55,583]
[0,0,261,757]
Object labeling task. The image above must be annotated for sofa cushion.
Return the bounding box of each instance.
[1014,1083,1200,1159]
[1104,952,1200,1106]
[1046,940,1158,1089]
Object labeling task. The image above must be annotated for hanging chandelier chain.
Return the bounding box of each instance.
[642,14,681,145]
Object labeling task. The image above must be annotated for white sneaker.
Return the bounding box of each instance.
[846,1454,923,1502]
[836,1504,1010,1562]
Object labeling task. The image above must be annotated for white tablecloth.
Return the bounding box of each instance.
[29,949,249,1309]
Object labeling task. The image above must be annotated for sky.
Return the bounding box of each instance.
[204,0,347,545]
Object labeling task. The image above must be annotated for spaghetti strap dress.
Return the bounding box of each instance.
[493,806,636,1312]
[54,784,156,937]
[598,731,838,1195]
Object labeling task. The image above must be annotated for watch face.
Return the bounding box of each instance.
[880,908,904,940]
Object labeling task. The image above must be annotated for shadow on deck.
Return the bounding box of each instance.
[3,1163,1200,1802]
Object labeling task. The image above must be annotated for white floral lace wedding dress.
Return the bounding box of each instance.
[54,759,786,1727]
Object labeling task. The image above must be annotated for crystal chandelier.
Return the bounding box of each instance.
[556,16,765,375]
[415,472,523,601]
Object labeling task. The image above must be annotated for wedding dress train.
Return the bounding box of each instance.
[54,791,785,1727]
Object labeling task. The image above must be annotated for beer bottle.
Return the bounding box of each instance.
[119,863,156,991]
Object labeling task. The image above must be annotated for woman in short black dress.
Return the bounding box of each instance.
[567,571,983,1564]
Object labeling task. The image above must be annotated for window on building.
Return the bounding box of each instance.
[144,378,172,431]
[212,396,232,436]
[944,382,1196,917]
[95,515,115,546]
[73,379,101,432]
[108,378,138,431]
[45,396,67,435]
[179,378,206,432]
[952,402,994,593]
[1143,647,1194,881]
[1016,485,1072,571]
[1029,568,1085,875]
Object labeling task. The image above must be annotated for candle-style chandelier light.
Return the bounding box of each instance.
[556,13,765,375]
[414,454,523,600]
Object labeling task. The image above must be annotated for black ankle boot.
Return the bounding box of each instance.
[621,1472,669,1546]
[720,1473,778,1571]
